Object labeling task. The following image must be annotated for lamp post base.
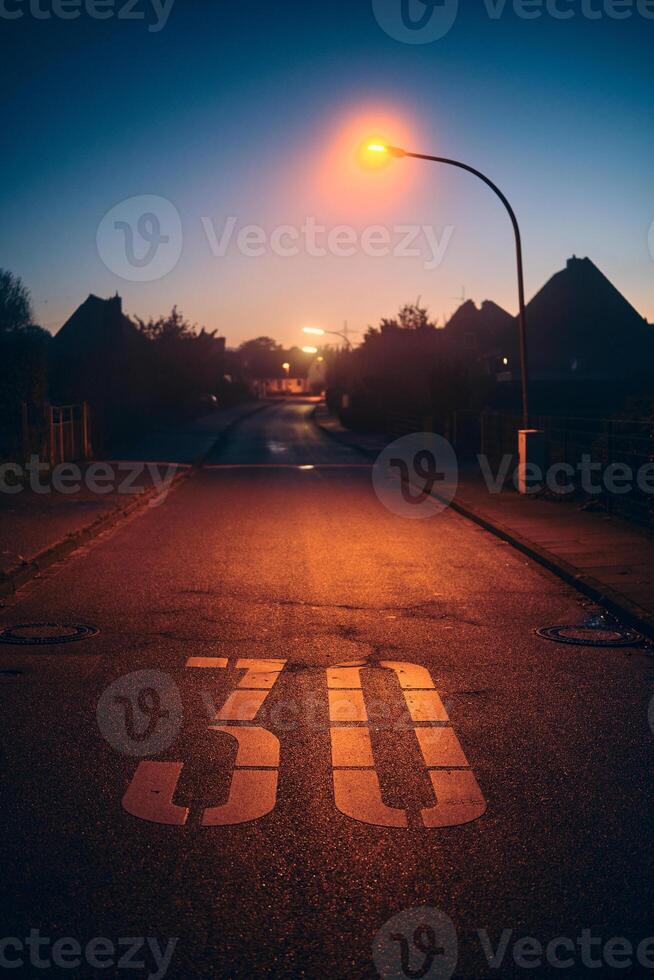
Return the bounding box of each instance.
[518,429,545,495]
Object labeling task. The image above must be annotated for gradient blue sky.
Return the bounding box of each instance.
[1,0,653,345]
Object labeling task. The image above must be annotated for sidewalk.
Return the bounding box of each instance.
[0,401,264,592]
[314,406,654,640]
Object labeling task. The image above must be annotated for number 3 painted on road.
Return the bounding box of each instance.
[123,658,285,826]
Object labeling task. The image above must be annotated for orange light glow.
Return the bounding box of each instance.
[302,104,420,219]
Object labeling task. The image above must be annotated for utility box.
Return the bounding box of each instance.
[518,429,545,494]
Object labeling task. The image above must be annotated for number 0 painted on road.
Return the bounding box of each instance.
[328,661,486,828]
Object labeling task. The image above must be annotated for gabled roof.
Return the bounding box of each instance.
[54,294,142,353]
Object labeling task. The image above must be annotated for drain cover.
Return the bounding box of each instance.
[536,622,642,647]
[0,623,99,646]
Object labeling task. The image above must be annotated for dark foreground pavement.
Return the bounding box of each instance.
[1,401,653,979]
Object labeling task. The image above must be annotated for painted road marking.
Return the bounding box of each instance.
[185,657,228,669]
[122,658,286,826]
[201,726,279,826]
[403,690,450,722]
[122,761,189,826]
[422,771,486,828]
[122,658,486,830]
[234,658,286,689]
[328,661,487,829]
[328,689,368,722]
[215,689,271,721]
[330,727,375,768]
[333,770,408,828]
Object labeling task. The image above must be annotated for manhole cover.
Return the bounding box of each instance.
[0,623,99,646]
[536,623,642,647]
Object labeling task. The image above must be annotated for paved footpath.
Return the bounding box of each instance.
[0,402,263,585]
[315,407,654,640]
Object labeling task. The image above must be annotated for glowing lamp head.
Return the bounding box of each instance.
[302,346,319,355]
[302,327,325,336]
[360,138,390,171]
[366,142,406,158]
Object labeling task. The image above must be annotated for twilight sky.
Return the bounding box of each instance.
[1,0,653,346]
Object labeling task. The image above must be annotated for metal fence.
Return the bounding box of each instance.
[453,410,654,526]
[385,410,435,438]
[19,402,92,465]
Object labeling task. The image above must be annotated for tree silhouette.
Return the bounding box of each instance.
[0,268,33,333]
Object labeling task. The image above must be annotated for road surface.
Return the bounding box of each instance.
[1,400,653,979]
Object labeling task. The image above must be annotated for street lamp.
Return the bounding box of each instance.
[282,361,291,377]
[367,143,530,430]
[302,326,353,351]
[301,346,319,354]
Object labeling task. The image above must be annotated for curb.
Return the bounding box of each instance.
[0,402,271,600]
[441,494,654,643]
[0,469,190,599]
[313,411,654,643]
[311,407,382,459]
[200,401,271,463]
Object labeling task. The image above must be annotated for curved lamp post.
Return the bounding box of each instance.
[302,326,354,351]
[368,144,530,430]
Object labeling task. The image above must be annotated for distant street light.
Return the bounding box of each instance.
[367,143,530,430]
[282,362,291,377]
[302,326,353,351]
[301,346,319,354]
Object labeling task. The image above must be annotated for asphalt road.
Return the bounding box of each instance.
[1,401,653,979]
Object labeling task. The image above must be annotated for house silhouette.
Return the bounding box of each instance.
[521,256,652,381]
[51,294,148,449]
[443,256,653,413]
